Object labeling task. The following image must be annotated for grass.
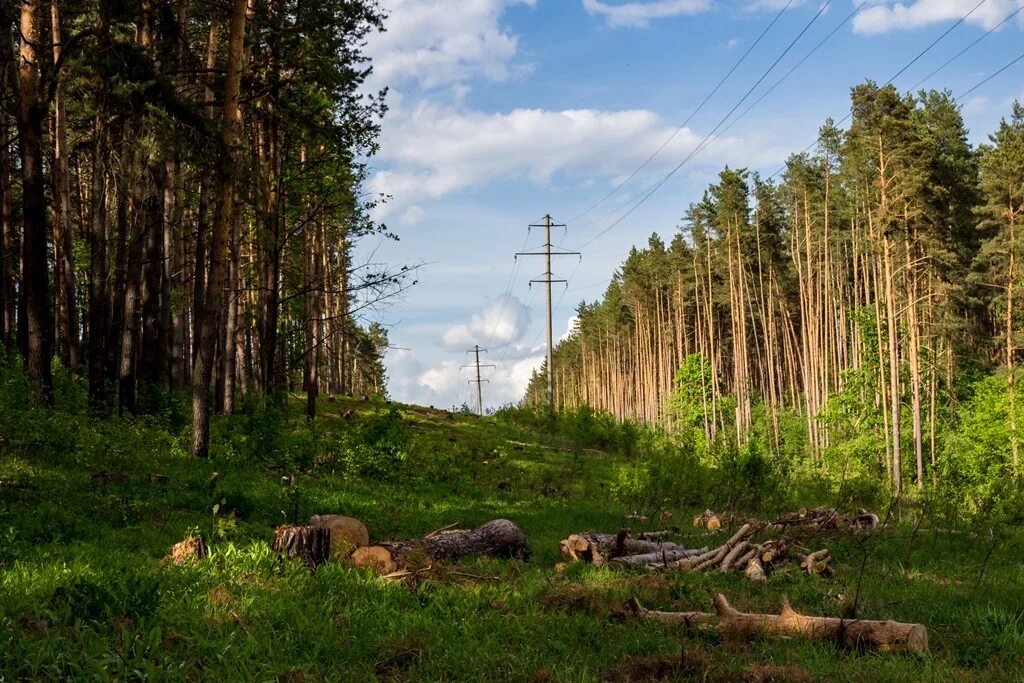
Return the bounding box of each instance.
[1,392,1023,681]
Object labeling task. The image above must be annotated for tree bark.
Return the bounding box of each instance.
[50,0,79,369]
[0,33,15,348]
[350,519,531,572]
[16,0,54,402]
[631,593,928,654]
[87,4,112,409]
[191,0,248,457]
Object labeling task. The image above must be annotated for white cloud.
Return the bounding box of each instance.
[418,360,464,394]
[726,37,742,49]
[853,0,1024,35]
[384,345,543,409]
[559,315,580,343]
[370,100,783,219]
[441,296,531,350]
[398,205,425,226]
[366,0,535,89]
[962,95,990,114]
[582,0,711,27]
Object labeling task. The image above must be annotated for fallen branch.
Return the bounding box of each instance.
[630,593,928,654]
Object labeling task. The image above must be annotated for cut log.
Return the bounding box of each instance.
[692,523,754,571]
[719,540,750,572]
[800,549,832,577]
[350,545,398,574]
[744,557,767,582]
[731,545,759,573]
[760,539,788,564]
[631,593,928,654]
[272,524,330,569]
[692,509,721,531]
[608,547,709,568]
[350,519,530,573]
[310,514,369,558]
[559,532,696,564]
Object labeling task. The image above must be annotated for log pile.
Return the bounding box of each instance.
[564,507,877,580]
[559,530,707,568]
[630,593,928,654]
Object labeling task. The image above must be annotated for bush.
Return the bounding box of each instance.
[337,407,412,480]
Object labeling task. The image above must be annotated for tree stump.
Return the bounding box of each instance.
[272,524,330,569]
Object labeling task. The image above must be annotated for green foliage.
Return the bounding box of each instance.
[2,366,1024,680]
[667,353,713,434]
[941,371,1024,523]
[495,404,644,457]
[336,406,413,480]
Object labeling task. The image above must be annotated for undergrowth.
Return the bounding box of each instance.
[1,364,1022,681]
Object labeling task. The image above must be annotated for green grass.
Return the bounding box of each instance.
[2,394,1023,681]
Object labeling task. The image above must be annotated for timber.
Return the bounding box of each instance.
[350,519,530,572]
[630,593,928,654]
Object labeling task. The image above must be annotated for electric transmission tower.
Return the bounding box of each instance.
[516,214,580,411]
[462,344,494,415]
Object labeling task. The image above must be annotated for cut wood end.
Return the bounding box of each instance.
[349,545,397,574]
[744,557,767,582]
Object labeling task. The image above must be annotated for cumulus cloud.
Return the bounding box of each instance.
[370,100,780,219]
[366,0,535,89]
[385,346,543,409]
[582,0,711,28]
[853,0,1024,35]
[441,296,531,350]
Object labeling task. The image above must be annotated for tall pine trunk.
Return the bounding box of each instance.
[16,0,54,402]
[191,0,248,457]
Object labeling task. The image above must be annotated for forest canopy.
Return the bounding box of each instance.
[0,0,403,456]
[528,84,1024,510]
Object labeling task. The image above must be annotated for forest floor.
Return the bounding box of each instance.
[1,396,1023,681]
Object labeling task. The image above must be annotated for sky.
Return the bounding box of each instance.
[354,0,1024,411]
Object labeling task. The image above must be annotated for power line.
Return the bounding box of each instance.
[575,0,835,251]
[566,0,797,225]
[569,5,1017,324]
[909,4,1024,92]
[955,50,1024,102]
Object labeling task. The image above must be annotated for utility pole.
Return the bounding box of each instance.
[517,214,579,412]
[462,344,494,415]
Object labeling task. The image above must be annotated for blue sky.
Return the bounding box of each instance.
[355,0,1024,410]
